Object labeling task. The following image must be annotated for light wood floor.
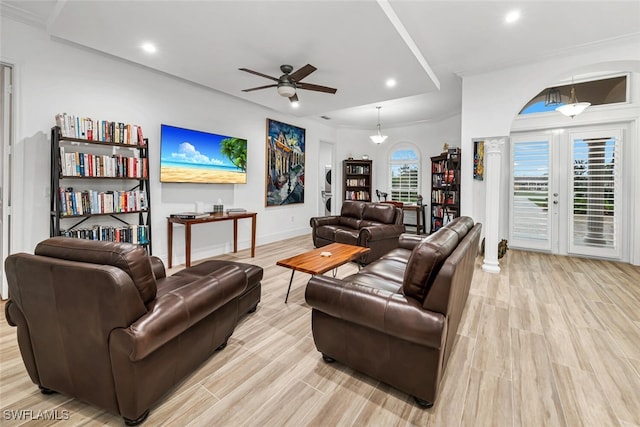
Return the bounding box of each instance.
[1,235,640,426]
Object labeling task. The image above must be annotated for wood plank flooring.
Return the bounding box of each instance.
[1,235,639,426]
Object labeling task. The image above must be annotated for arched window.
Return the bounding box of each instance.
[388,144,420,203]
[519,75,627,115]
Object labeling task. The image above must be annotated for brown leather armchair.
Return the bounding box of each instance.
[4,237,262,425]
[310,200,405,264]
[305,217,481,407]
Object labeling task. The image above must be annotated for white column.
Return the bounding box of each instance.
[482,138,505,273]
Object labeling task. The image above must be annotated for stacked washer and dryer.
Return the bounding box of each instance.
[321,166,332,215]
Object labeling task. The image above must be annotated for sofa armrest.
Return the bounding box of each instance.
[398,233,425,250]
[310,216,340,228]
[149,256,166,280]
[110,265,246,361]
[305,275,445,349]
[359,224,406,243]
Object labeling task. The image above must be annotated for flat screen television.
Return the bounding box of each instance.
[160,124,247,184]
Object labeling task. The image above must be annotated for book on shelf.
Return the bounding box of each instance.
[55,113,144,145]
[170,212,210,219]
[60,224,149,245]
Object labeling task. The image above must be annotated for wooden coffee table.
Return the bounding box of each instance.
[276,243,370,303]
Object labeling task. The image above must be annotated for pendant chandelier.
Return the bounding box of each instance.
[556,78,590,118]
[370,106,387,144]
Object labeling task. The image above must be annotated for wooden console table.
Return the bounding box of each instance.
[167,212,257,268]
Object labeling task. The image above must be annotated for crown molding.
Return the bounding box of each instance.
[0,2,47,29]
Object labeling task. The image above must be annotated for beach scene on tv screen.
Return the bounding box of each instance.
[160,124,247,184]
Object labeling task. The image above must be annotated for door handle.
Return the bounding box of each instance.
[553,201,558,205]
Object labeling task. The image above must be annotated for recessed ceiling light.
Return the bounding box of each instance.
[386,78,397,88]
[141,42,157,54]
[291,101,300,108]
[505,10,520,24]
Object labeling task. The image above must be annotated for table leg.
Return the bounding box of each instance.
[233,218,238,253]
[167,221,173,268]
[185,223,191,268]
[251,214,256,257]
[285,269,295,304]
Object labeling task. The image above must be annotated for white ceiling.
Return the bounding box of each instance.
[3,0,640,129]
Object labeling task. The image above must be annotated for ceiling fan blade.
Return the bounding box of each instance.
[242,84,278,92]
[297,82,337,94]
[288,64,317,82]
[238,68,279,82]
[289,93,299,103]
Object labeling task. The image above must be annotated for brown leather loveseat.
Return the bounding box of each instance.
[4,237,262,425]
[310,200,405,264]
[305,216,481,408]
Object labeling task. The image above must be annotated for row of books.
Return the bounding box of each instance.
[431,189,458,205]
[432,171,456,187]
[346,165,370,175]
[59,148,148,178]
[432,162,448,173]
[55,113,144,145]
[432,205,458,218]
[345,191,370,201]
[59,188,148,216]
[59,225,150,245]
[345,178,368,187]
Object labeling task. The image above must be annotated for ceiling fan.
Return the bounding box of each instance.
[239,64,337,103]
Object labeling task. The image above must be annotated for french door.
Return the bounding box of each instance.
[510,126,624,260]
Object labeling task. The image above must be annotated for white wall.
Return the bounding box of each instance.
[1,17,337,264]
[460,36,640,264]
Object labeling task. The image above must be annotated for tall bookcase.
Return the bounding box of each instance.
[430,148,460,233]
[50,124,152,253]
[343,159,372,202]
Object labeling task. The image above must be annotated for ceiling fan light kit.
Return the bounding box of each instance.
[277,83,296,98]
[370,106,387,144]
[240,64,337,103]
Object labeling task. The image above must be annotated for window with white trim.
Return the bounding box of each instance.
[389,145,420,203]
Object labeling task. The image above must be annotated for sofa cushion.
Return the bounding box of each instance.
[362,203,396,224]
[174,260,263,288]
[341,270,404,293]
[359,220,383,228]
[341,200,365,218]
[335,228,359,246]
[402,228,459,302]
[338,216,361,229]
[379,248,413,264]
[358,258,407,285]
[35,237,157,304]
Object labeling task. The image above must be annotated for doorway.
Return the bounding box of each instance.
[1,62,13,299]
[318,140,335,216]
[510,124,626,260]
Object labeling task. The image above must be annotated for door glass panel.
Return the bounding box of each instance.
[510,140,550,250]
[570,135,619,256]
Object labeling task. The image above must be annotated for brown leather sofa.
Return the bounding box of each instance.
[4,237,262,425]
[310,200,405,264]
[305,216,481,407]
